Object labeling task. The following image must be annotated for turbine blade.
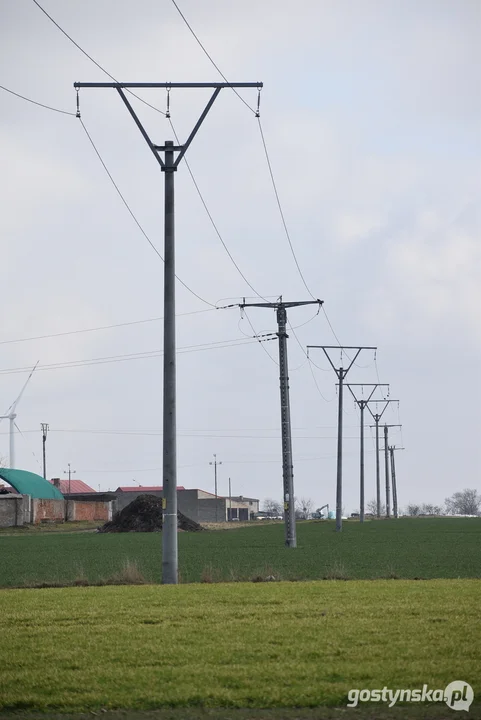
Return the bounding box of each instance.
[7,360,39,415]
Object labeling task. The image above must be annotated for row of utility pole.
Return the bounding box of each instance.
[73,78,403,584]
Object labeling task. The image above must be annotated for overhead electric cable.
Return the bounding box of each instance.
[31,0,166,116]
[0,84,75,116]
[0,309,215,347]
[169,0,257,115]
[167,119,270,303]
[0,337,266,376]
[79,118,215,308]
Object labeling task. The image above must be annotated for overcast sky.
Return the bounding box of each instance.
[0,0,480,512]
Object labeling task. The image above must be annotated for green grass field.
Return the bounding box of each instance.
[0,518,479,588]
[0,580,479,714]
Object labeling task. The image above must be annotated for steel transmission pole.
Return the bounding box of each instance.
[240,299,323,547]
[307,346,376,532]
[75,81,262,583]
[346,385,389,523]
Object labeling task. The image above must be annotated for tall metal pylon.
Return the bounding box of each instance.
[306,346,376,532]
[345,384,389,522]
[75,81,263,583]
[240,298,323,548]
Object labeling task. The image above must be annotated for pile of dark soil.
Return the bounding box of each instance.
[98,494,205,533]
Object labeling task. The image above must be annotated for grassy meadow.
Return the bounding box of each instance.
[0,580,479,714]
[0,517,479,588]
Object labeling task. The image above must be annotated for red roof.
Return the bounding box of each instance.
[116,486,185,492]
[50,479,96,494]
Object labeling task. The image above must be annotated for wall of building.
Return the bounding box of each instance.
[177,490,204,523]
[0,495,112,526]
[0,495,30,527]
[197,497,228,523]
[69,501,110,522]
[113,489,258,524]
[32,498,65,523]
[114,490,163,514]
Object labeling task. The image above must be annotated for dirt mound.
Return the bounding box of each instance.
[98,494,205,533]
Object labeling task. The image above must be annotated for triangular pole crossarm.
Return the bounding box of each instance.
[345,383,390,405]
[306,345,377,532]
[365,398,399,421]
[307,346,377,377]
[73,81,262,171]
[344,383,389,524]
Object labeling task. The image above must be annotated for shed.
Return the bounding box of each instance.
[0,469,64,499]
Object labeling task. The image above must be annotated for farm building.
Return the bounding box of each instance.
[114,486,260,523]
[49,478,115,522]
[0,468,64,526]
[0,469,114,527]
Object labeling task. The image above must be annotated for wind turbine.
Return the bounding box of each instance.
[0,362,39,469]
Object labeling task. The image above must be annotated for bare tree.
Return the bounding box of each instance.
[263,498,283,516]
[445,489,481,516]
[366,499,386,515]
[406,503,421,516]
[420,503,443,516]
[295,497,313,520]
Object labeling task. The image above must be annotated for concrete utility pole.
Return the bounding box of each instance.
[41,423,49,480]
[241,299,323,548]
[63,463,76,521]
[388,445,404,519]
[307,346,376,532]
[366,400,398,518]
[209,454,222,522]
[75,81,262,583]
[381,424,402,517]
[384,425,390,517]
[345,385,389,523]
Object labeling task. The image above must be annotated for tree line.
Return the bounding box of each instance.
[263,489,481,518]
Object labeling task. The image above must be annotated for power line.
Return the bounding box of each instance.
[168,122,276,364]
[0,309,216,347]
[31,0,165,116]
[257,118,315,299]
[168,0,332,343]
[76,449,377,474]
[0,83,76,116]
[40,0,283,348]
[307,358,335,403]
[79,117,215,308]
[0,337,265,376]
[169,0,256,115]
[242,309,279,366]
[0,424,371,437]
[167,119,270,303]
